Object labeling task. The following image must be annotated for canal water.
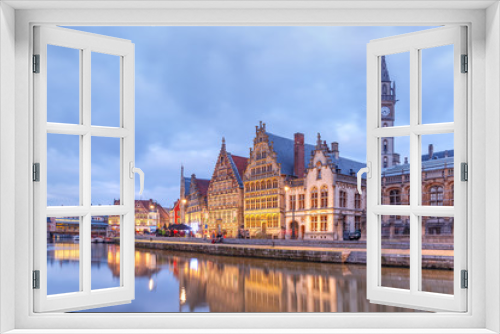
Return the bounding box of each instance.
[47,241,453,312]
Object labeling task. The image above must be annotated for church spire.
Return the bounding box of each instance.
[381,55,391,82]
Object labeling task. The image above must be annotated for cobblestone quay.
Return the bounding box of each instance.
[132,237,453,270]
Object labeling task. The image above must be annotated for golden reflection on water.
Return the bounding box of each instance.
[48,242,454,312]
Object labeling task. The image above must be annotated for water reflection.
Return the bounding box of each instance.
[47,242,453,312]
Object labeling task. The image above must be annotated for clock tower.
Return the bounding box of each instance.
[380,55,400,168]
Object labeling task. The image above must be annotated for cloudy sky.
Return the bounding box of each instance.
[46,26,454,208]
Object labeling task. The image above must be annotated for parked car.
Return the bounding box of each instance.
[343,229,362,241]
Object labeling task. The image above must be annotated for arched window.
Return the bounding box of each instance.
[383,140,388,153]
[267,197,272,209]
[382,85,387,94]
[311,188,318,208]
[320,187,328,208]
[339,191,347,208]
[261,180,266,190]
[389,189,401,205]
[255,215,261,228]
[273,178,278,188]
[317,168,322,180]
[267,180,272,189]
[250,182,255,192]
[383,156,388,168]
[256,182,260,191]
[430,186,444,206]
[272,196,278,208]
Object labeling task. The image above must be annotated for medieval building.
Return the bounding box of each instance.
[109,199,170,234]
[378,55,454,243]
[242,122,313,238]
[284,134,366,241]
[182,170,210,235]
[381,145,454,242]
[207,138,248,238]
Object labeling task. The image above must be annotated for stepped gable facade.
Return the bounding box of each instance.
[207,137,248,238]
[242,122,315,238]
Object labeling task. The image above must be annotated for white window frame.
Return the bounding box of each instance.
[1,2,499,333]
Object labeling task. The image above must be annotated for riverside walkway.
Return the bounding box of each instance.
[133,236,453,269]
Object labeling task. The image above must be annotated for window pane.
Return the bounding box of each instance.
[47,133,80,206]
[421,45,454,124]
[380,52,409,127]
[421,133,454,206]
[381,136,409,205]
[91,52,121,127]
[421,216,454,295]
[47,216,81,295]
[91,215,120,290]
[381,215,410,290]
[91,137,121,206]
[47,45,80,124]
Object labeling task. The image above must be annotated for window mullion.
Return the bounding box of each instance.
[81,48,92,294]
[409,47,420,294]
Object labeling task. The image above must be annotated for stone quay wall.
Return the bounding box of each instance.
[133,239,453,270]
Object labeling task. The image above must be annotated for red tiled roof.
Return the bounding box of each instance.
[231,155,249,178]
[197,179,211,197]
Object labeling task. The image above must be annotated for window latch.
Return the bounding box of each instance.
[357,162,371,195]
[129,161,145,195]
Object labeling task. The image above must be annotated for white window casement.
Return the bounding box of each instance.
[365,26,467,312]
[1,1,499,334]
[33,26,137,312]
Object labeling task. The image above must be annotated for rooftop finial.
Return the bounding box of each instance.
[316,133,322,147]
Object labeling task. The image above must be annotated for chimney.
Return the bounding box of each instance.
[294,133,305,178]
[331,142,339,159]
[404,157,408,164]
[428,144,434,160]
